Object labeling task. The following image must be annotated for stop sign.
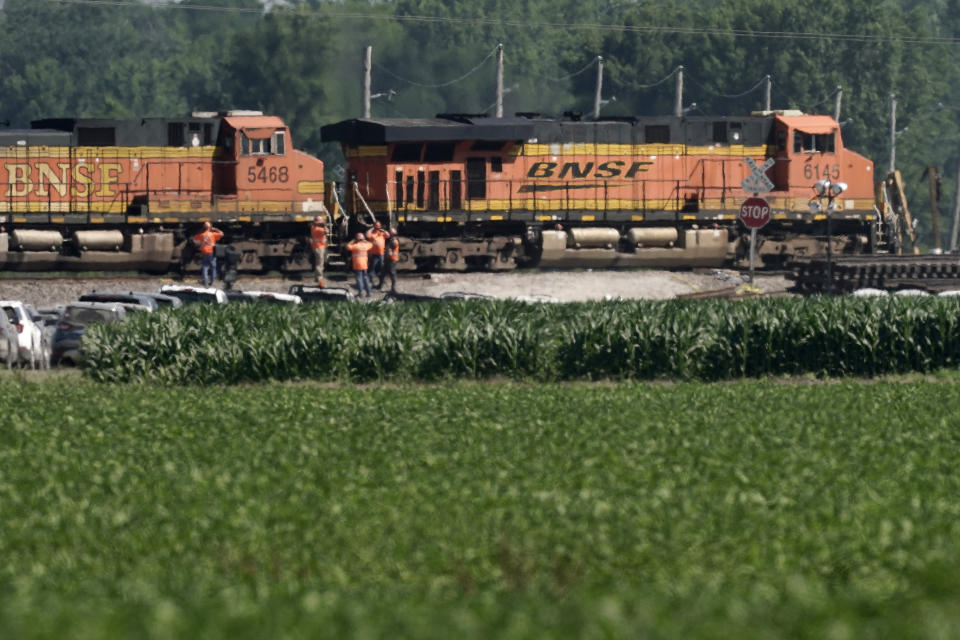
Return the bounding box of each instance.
[739,197,771,229]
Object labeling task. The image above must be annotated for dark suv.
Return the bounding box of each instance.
[52,302,126,366]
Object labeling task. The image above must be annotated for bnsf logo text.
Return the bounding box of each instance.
[3,162,125,198]
[526,161,653,179]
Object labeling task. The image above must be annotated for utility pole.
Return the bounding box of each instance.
[363,46,372,119]
[889,94,897,173]
[833,86,843,122]
[927,166,943,254]
[764,75,771,111]
[674,66,684,117]
[951,163,960,252]
[495,43,504,118]
[593,56,604,120]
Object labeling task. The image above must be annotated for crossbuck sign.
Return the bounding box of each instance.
[741,157,775,194]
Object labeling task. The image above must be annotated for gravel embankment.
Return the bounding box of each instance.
[0,269,790,309]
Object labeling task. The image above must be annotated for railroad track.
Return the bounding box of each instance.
[788,254,960,294]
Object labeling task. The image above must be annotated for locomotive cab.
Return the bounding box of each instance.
[769,113,874,209]
[215,114,315,205]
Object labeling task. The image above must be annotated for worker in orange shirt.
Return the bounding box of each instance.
[193,221,224,287]
[366,221,389,289]
[310,216,328,287]
[384,228,400,293]
[346,232,373,297]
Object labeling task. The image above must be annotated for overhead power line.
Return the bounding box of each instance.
[541,57,597,83]
[374,46,498,88]
[37,0,960,48]
[606,65,680,91]
[687,74,767,99]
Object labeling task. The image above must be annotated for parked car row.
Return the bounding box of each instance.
[3,283,534,370]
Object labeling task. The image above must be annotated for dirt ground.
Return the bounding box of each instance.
[0,268,791,309]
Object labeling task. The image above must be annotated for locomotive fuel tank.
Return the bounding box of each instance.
[73,230,124,251]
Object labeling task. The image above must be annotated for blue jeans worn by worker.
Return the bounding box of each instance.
[368,254,383,287]
[201,254,217,287]
[354,269,371,297]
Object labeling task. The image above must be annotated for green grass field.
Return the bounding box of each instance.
[3,377,960,638]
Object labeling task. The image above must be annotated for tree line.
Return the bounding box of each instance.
[2,0,960,247]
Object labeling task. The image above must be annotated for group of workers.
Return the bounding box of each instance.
[343,222,400,297]
[194,218,399,296]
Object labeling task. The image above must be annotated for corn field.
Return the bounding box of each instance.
[82,297,960,384]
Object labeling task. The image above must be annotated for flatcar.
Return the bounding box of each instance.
[321,110,881,270]
[0,111,330,272]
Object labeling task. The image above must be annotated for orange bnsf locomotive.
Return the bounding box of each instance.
[0,111,329,272]
[321,110,881,270]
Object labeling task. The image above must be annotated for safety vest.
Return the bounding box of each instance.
[387,236,400,262]
[310,224,327,249]
[368,229,387,256]
[347,240,372,271]
[193,230,223,255]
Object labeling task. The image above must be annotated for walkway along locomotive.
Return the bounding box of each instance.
[0,111,329,272]
[321,110,882,271]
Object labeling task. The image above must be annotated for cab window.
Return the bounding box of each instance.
[793,130,835,153]
[240,130,286,156]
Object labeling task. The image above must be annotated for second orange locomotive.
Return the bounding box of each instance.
[322,109,878,270]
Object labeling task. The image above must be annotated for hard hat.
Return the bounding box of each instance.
[355,232,364,240]
[390,228,398,236]
[203,221,212,229]
[313,216,323,224]
[374,221,382,229]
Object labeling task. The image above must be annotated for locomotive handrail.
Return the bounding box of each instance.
[351,182,379,229]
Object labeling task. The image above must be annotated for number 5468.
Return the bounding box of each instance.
[247,166,290,183]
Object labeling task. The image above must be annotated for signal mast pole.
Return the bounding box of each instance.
[764,75,771,111]
[889,94,897,172]
[674,65,684,117]
[593,56,604,120]
[951,163,960,252]
[496,43,504,118]
[363,46,372,118]
[834,86,843,122]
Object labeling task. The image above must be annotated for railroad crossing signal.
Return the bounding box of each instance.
[741,157,775,194]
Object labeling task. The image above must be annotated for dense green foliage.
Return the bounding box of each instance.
[3,0,960,245]
[2,379,960,638]
[84,297,960,383]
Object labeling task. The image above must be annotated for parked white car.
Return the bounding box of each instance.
[0,300,49,369]
[158,285,229,304]
[0,310,18,369]
[226,290,302,305]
